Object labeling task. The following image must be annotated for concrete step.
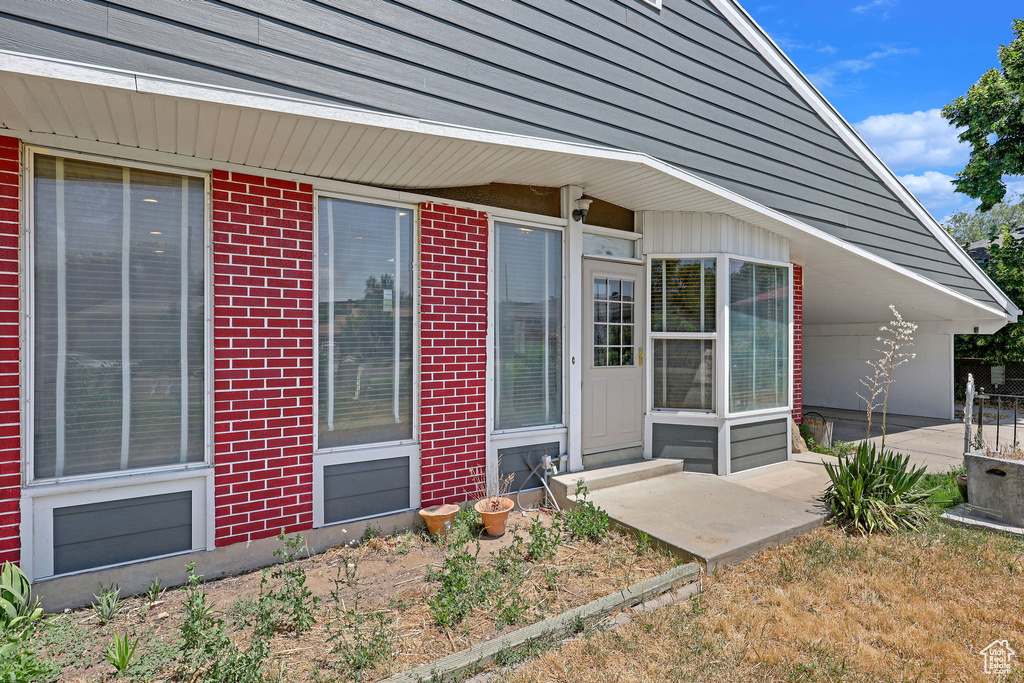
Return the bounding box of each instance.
[549,458,687,508]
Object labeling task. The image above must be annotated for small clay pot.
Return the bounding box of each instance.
[419,504,460,536]
[957,473,969,503]
[474,497,514,537]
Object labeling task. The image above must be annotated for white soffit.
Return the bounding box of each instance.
[0,49,1013,327]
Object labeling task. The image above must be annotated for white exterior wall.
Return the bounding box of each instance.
[803,323,953,419]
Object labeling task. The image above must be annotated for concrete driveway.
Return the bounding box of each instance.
[805,406,967,472]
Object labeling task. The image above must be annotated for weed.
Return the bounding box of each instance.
[542,567,559,591]
[0,563,48,682]
[92,584,121,624]
[635,531,653,555]
[436,507,481,548]
[492,534,527,577]
[104,632,139,673]
[361,524,382,544]
[427,546,496,627]
[341,551,359,586]
[145,578,163,604]
[525,516,560,561]
[557,482,610,542]
[258,531,319,634]
[178,562,271,683]
[329,604,396,680]
[394,530,416,555]
[495,590,528,628]
[387,594,412,611]
[228,596,261,628]
[493,635,558,667]
[121,632,179,682]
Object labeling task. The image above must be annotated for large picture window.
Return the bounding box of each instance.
[729,260,789,413]
[651,259,716,411]
[318,198,414,449]
[495,224,562,430]
[32,155,206,480]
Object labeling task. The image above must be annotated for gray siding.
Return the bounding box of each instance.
[323,457,410,524]
[52,491,192,575]
[652,423,718,474]
[730,418,787,472]
[498,441,561,493]
[0,0,993,306]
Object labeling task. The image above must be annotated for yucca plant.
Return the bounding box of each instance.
[823,441,932,534]
[0,562,41,627]
[104,632,139,673]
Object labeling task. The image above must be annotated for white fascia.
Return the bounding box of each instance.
[706,0,1021,321]
[0,48,1013,324]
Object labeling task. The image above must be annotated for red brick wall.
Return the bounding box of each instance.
[0,136,19,563]
[212,170,315,547]
[419,203,488,506]
[793,263,803,424]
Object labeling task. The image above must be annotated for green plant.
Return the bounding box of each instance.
[0,562,41,628]
[426,546,496,627]
[256,531,319,635]
[0,563,48,682]
[104,632,139,673]
[92,584,121,624]
[556,482,610,542]
[329,605,396,680]
[341,551,359,586]
[145,578,163,604]
[635,531,653,555]
[525,516,560,561]
[361,525,382,544]
[178,562,271,683]
[823,442,933,534]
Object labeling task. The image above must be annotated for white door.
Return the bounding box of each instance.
[583,258,644,455]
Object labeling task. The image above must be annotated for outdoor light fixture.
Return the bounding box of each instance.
[572,196,594,223]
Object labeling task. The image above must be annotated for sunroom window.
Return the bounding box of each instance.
[729,260,789,413]
[651,259,716,411]
[32,155,206,480]
[317,198,414,449]
[495,224,562,430]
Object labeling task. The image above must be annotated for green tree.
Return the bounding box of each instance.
[941,19,1024,211]
[943,194,1024,245]
[955,224,1024,363]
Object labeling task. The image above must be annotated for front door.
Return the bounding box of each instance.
[583,258,644,455]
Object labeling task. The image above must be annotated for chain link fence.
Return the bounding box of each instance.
[954,359,1024,400]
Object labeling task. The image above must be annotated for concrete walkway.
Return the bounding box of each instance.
[806,406,966,472]
[550,455,833,572]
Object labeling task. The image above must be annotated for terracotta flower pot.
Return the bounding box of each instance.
[474,497,514,537]
[419,504,460,536]
[956,473,968,503]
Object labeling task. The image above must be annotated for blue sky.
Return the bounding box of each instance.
[746,1,1023,221]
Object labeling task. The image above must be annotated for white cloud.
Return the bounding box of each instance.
[805,45,915,90]
[899,171,978,219]
[855,108,968,172]
[853,0,896,17]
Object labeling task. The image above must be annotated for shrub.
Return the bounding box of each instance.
[258,532,319,634]
[426,547,497,627]
[524,516,560,561]
[823,442,932,534]
[329,606,395,680]
[556,482,610,542]
[0,562,48,682]
[92,584,121,624]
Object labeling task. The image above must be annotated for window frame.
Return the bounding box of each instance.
[725,256,794,419]
[490,218,567,436]
[647,253,721,414]
[645,253,793,419]
[23,147,214,488]
[311,191,421,457]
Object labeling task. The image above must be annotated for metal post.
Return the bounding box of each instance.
[964,373,975,454]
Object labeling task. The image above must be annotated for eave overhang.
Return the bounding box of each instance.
[0,49,1015,332]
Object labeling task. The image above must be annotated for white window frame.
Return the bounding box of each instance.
[724,256,794,419]
[22,147,214,488]
[21,148,214,581]
[311,192,421,527]
[646,253,722,415]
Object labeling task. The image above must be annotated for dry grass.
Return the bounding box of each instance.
[501,520,1024,682]
[986,444,1024,461]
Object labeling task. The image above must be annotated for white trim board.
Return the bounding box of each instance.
[706,0,1020,320]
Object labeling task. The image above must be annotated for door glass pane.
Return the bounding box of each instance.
[318,198,414,448]
[496,224,563,429]
[653,339,714,410]
[592,275,636,368]
[729,261,789,413]
[33,155,205,479]
[651,259,716,333]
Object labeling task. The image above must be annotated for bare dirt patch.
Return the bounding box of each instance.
[35,509,676,682]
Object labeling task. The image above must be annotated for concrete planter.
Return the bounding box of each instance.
[965,450,1024,527]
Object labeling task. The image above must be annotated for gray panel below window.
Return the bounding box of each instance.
[730,418,789,473]
[651,424,718,474]
[53,491,193,575]
[498,442,561,493]
[323,457,410,524]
